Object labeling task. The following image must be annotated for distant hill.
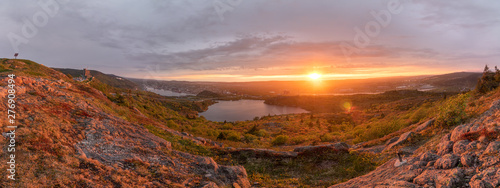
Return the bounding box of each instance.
[197,90,221,98]
[130,71,483,97]
[419,72,481,91]
[55,68,138,90]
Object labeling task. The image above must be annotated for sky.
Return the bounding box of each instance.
[1,0,499,82]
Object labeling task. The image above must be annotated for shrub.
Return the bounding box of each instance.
[435,93,470,127]
[166,120,179,129]
[246,125,260,135]
[320,133,337,142]
[272,135,289,146]
[290,135,307,145]
[476,65,499,93]
[243,134,258,143]
[226,131,241,141]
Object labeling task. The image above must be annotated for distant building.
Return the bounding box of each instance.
[74,68,93,82]
[84,68,91,79]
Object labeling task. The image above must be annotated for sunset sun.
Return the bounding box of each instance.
[308,73,321,80]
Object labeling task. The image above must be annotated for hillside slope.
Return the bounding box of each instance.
[55,68,138,90]
[0,59,249,187]
[331,96,500,187]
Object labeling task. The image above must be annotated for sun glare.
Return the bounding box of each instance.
[308,73,321,80]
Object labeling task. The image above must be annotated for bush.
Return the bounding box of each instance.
[272,135,289,146]
[226,131,241,141]
[166,120,179,129]
[476,65,499,93]
[290,135,307,145]
[435,93,470,127]
[320,133,337,142]
[244,134,258,143]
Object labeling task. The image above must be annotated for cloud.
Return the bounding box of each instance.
[0,0,499,81]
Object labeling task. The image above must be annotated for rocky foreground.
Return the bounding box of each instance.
[331,99,500,188]
[0,74,250,187]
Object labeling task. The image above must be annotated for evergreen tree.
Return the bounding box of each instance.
[476,65,498,93]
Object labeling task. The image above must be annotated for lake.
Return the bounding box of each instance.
[199,99,309,122]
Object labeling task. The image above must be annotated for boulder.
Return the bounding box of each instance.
[453,140,470,155]
[437,141,454,156]
[470,180,494,188]
[413,169,439,186]
[434,154,459,169]
[199,182,219,188]
[450,124,468,142]
[215,165,251,188]
[470,167,500,188]
[460,152,476,167]
[384,131,414,151]
[419,152,439,162]
[415,119,435,132]
[436,168,465,188]
[484,141,500,154]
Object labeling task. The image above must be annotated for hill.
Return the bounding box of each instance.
[131,72,481,98]
[55,68,139,90]
[0,59,250,187]
[1,58,498,187]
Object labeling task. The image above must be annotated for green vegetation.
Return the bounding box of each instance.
[435,93,470,127]
[476,65,500,93]
[219,150,379,187]
[4,58,498,187]
[55,68,138,90]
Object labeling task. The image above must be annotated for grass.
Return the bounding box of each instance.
[218,150,380,187]
[4,58,498,187]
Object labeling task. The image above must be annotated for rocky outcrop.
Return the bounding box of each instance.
[0,76,250,188]
[293,142,349,155]
[227,148,298,158]
[415,118,435,132]
[330,99,500,188]
[383,131,414,151]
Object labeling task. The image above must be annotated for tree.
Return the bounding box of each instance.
[495,66,500,83]
[476,65,498,93]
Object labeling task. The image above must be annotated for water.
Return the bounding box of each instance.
[199,99,309,122]
[146,87,193,97]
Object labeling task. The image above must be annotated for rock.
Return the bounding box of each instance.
[450,124,468,142]
[384,131,414,151]
[232,183,241,188]
[466,141,479,150]
[478,135,489,143]
[415,119,435,132]
[434,154,459,169]
[470,180,494,188]
[453,140,470,155]
[435,168,464,188]
[377,179,418,187]
[230,148,298,158]
[484,141,500,154]
[460,152,476,167]
[294,142,349,155]
[479,155,500,168]
[437,141,454,156]
[215,165,251,188]
[419,152,440,162]
[470,167,500,188]
[385,137,399,146]
[197,157,219,172]
[413,169,439,186]
[200,182,219,188]
[441,133,451,142]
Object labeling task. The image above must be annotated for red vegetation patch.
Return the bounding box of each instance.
[459,128,498,141]
[73,110,92,117]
